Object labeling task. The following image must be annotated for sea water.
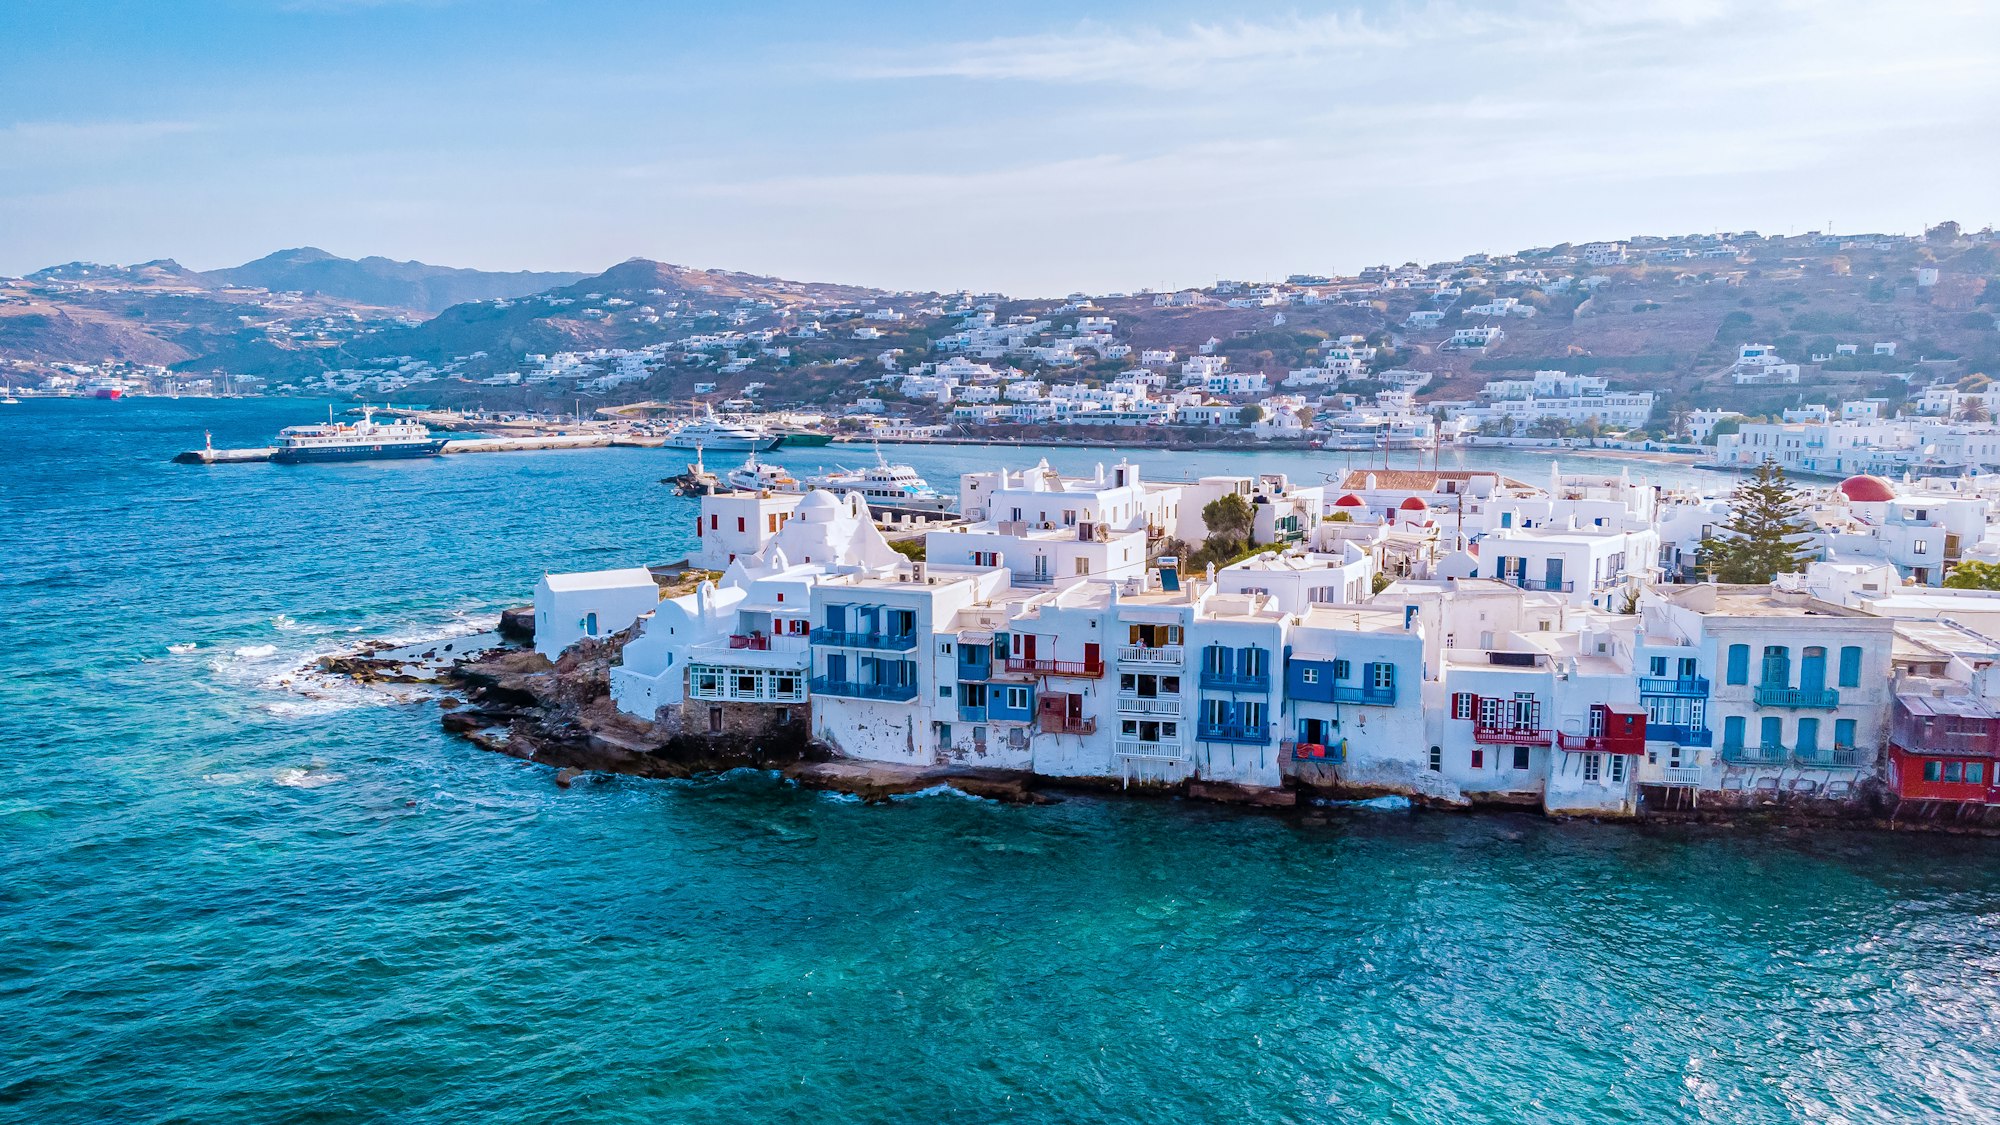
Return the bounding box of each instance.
[3,398,1998,1123]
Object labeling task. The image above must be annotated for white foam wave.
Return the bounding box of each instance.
[233,644,279,659]
[167,642,197,655]
[1317,795,1412,811]
[272,767,345,789]
[890,783,996,803]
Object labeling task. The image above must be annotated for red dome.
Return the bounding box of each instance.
[1333,493,1365,507]
[1399,496,1430,510]
[1838,475,1896,503]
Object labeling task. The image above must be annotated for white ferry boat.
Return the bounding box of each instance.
[662,413,777,452]
[271,407,447,463]
[724,450,798,493]
[804,449,953,511]
[1319,411,1438,452]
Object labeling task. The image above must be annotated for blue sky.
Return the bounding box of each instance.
[3,0,1996,294]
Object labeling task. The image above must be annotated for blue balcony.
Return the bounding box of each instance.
[1330,684,1397,706]
[1647,723,1714,746]
[1720,742,1789,765]
[1200,669,1272,692]
[811,628,918,652]
[1754,685,1840,709]
[957,655,992,682]
[1639,676,1709,697]
[809,676,918,702]
[1197,721,1271,744]
[957,704,988,723]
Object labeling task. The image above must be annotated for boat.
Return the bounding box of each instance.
[269,406,448,463]
[1,386,19,405]
[85,380,124,400]
[803,448,954,511]
[771,428,833,448]
[662,412,777,452]
[669,446,723,496]
[724,450,798,493]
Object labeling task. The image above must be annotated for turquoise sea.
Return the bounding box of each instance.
[6,397,1999,1123]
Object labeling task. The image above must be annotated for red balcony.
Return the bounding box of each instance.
[1472,725,1552,746]
[1004,657,1105,678]
[1556,732,1644,755]
[1039,716,1097,735]
[728,634,772,651]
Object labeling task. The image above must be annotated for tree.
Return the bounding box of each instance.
[1697,459,1817,582]
[1237,403,1265,426]
[1202,493,1255,545]
[1944,561,2000,591]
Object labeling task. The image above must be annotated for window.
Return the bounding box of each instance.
[1300,667,1318,684]
[709,707,723,733]
[1679,657,1698,679]
[1725,644,1750,685]
[1582,754,1601,782]
[939,686,952,698]
[737,517,746,533]
[1075,558,1090,575]
[1512,746,1530,770]
[1006,687,1030,709]
[1650,656,1667,677]
[1924,760,1942,782]
[1428,746,1442,772]
[1760,646,1791,687]
[1723,715,1746,748]
[1609,755,1628,783]
[1833,718,1856,749]
[1371,663,1395,690]
[1944,761,1964,783]
[1838,647,1862,688]
[1333,659,1351,680]
[1913,539,1928,555]
[1970,763,1988,785]
[1471,748,1485,770]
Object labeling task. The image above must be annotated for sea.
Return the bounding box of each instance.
[4,396,1998,1123]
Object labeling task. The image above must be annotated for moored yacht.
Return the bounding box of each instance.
[803,448,953,511]
[724,450,799,493]
[270,406,447,463]
[662,412,777,452]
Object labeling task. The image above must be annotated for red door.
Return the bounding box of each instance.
[1084,642,1100,669]
[1023,634,1038,660]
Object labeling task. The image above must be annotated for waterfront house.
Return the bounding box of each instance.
[533,568,661,659]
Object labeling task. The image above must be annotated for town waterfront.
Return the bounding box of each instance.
[6,397,2000,1122]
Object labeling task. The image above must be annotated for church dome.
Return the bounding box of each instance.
[1399,496,1430,511]
[1838,475,1896,503]
[1333,493,1365,507]
[797,489,843,522]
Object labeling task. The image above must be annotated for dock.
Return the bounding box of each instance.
[172,446,279,465]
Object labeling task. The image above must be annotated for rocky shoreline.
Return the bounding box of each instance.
[318,619,2000,833]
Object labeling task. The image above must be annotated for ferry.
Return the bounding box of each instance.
[804,449,953,511]
[771,428,833,449]
[270,407,448,463]
[662,411,777,452]
[724,450,798,493]
[86,380,125,400]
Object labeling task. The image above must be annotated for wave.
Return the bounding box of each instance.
[232,644,279,658]
[1316,795,1412,811]
[272,767,345,789]
[167,642,198,655]
[889,784,996,804]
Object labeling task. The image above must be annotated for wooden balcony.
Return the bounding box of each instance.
[1004,657,1104,678]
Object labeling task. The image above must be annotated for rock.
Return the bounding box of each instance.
[554,768,582,788]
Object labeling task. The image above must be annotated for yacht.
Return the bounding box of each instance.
[724,450,799,493]
[270,406,447,463]
[662,413,777,452]
[803,449,953,511]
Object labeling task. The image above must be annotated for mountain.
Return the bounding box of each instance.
[201,248,587,313]
[27,259,208,287]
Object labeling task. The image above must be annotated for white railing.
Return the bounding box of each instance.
[1115,695,1181,715]
[687,682,808,703]
[1118,645,1184,665]
[1115,739,1189,762]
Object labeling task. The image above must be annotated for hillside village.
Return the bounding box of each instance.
[5,224,1998,469]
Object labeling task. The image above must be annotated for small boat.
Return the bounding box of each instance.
[725,450,798,493]
[1,387,19,405]
[86,379,125,400]
[670,446,723,496]
[803,447,953,511]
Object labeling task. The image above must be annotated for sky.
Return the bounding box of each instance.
[2,0,1997,295]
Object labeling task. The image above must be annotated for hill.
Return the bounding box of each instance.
[202,248,586,313]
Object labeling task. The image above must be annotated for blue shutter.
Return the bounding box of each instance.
[1725,644,1749,685]
[1838,646,1862,688]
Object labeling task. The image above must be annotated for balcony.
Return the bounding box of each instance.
[1754,685,1840,709]
[686,634,811,672]
[1285,739,1347,763]
[1793,745,1871,769]
[1039,715,1096,736]
[809,677,919,702]
[1472,725,1552,746]
[1329,684,1397,706]
[1646,723,1714,747]
[1118,644,1184,665]
[1720,742,1790,765]
[957,658,992,682]
[1198,721,1272,745]
[958,705,988,723]
[1504,577,1575,593]
[1116,695,1181,716]
[1004,657,1104,678]
[1638,676,1709,697]
[811,628,918,652]
[1556,732,1644,755]
[1115,739,1189,762]
[1199,669,1272,692]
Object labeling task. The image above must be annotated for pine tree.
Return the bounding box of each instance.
[1697,459,1817,583]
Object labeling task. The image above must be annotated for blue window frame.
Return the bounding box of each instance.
[1725,644,1749,685]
